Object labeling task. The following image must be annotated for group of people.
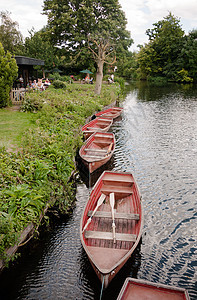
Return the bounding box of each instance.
[27,78,51,90]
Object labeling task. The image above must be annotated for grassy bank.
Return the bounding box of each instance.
[0,109,37,150]
[0,83,120,266]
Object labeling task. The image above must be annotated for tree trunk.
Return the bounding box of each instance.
[94,59,104,95]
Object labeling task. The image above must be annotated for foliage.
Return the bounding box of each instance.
[0,42,18,108]
[0,83,118,263]
[52,80,67,89]
[24,28,59,71]
[43,0,132,94]
[0,11,24,54]
[137,13,185,80]
[175,69,193,83]
[179,30,197,81]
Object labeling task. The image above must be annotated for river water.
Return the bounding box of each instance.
[0,82,196,300]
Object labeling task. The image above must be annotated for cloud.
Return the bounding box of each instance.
[0,0,47,37]
[119,0,197,50]
[1,0,197,52]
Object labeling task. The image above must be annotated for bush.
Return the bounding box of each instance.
[53,80,67,89]
[0,43,18,108]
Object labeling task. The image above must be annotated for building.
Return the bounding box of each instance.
[14,56,45,88]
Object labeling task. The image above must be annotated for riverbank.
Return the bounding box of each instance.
[0,83,121,271]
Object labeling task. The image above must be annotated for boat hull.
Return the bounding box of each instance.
[80,171,143,288]
[79,132,115,173]
[95,107,123,119]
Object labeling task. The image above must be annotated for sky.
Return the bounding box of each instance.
[1,0,197,51]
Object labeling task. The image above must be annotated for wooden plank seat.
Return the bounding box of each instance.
[82,154,105,159]
[94,134,112,138]
[101,185,133,194]
[85,231,137,242]
[84,148,108,153]
[97,118,112,121]
[87,211,139,220]
[86,127,102,130]
[102,173,134,184]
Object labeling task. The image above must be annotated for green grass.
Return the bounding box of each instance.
[0,108,36,149]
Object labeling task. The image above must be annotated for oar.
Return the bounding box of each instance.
[82,193,106,233]
[110,192,116,243]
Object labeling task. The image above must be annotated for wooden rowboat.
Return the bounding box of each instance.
[117,278,190,300]
[95,107,123,119]
[79,132,115,173]
[82,117,113,139]
[80,171,143,288]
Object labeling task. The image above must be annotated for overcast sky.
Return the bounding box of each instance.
[1,0,197,51]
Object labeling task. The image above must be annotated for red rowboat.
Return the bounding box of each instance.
[80,171,143,288]
[79,132,115,173]
[82,117,113,139]
[95,107,123,119]
[117,278,190,300]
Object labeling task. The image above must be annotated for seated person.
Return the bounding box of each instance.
[37,78,44,90]
[44,78,51,87]
[85,75,90,83]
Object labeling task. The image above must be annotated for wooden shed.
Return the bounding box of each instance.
[14,56,44,88]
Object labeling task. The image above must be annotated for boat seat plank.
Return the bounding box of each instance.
[101,185,133,194]
[85,231,136,242]
[103,173,134,183]
[94,134,112,138]
[87,211,139,220]
[97,118,112,121]
[86,127,102,130]
[84,148,108,153]
[82,154,105,159]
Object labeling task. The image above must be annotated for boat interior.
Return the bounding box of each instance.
[83,173,141,255]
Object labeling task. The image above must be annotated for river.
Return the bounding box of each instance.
[0,82,196,300]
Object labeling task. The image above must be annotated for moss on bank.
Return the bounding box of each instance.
[0,83,120,266]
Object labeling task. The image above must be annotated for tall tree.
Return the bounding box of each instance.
[43,0,132,94]
[137,13,185,80]
[0,42,18,107]
[24,28,59,71]
[0,11,23,54]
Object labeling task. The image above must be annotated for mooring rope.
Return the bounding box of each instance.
[99,275,105,300]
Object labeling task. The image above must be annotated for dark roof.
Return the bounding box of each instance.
[15,56,44,66]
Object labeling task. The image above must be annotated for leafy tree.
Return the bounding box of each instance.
[24,28,59,71]
[179,30,197,81]
[137,13,185,80]
[0,11,23,54]
[0,42,18,108]
[43,0,132,94]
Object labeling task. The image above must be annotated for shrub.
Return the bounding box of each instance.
[0,43,18,108]
[53,80,67,89]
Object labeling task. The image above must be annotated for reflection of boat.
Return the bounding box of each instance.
[117,278,190,300]
[95,107,123,119]
[82,117,113,139]
[79,132,115,173]
[80,171,143,288]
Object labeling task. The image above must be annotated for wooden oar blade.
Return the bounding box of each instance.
[82,193,106,233]
[110,193,116,243]
[82,217,91,233]
[97,193,106,206]
[110,192,115,208]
